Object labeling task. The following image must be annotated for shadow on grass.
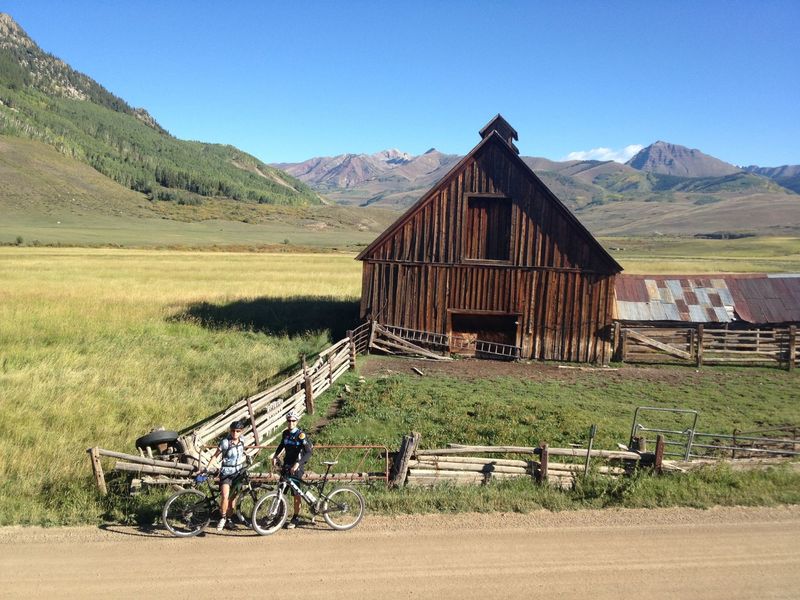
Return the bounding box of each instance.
[175,296,361,341]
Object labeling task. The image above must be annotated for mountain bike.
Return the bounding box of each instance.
[251,460,365,535]
[161,462,264,537]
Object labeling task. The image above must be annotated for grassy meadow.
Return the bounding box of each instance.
[1,242,799,526]
[0,248,361,524]
[601,236,800,273]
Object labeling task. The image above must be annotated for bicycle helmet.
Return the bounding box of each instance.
[230,419,247,430]
[285,409,300,421]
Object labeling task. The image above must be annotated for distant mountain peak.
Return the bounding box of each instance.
[372,149,412,164]
[626,141,741,177]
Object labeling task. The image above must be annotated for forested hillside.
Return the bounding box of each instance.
[0,13,319,207]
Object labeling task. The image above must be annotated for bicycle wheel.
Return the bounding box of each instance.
[162,489,211,537]
[234,489,258,529]
[322,487,365,531]
[251,492,288,536]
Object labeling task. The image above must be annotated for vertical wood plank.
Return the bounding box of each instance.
[88,447,107,496]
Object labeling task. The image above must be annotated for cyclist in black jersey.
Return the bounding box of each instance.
[272,409,313,529]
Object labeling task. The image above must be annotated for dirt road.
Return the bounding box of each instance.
[3,506,800,599]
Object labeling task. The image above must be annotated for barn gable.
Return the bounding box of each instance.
[357,125,621,275]
[357,117,621,363]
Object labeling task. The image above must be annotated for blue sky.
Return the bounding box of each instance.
[3,1,798,166]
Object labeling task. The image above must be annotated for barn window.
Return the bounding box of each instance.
[463,195,512,261]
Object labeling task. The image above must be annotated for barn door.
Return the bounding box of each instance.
[449,312,519,357]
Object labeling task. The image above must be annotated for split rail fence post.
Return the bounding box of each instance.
[620,329,628,362]
[245,396,259,444]
[538,443,549,484]
[87,447,107,496]
[788,325,796,372]
[654,435,665,474]
[347,330,357,369]
[696,324,704,368]
[390,432,420,487]
[302,354,314,415]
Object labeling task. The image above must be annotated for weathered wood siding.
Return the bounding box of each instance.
[360,262,615,362]
[359,134,619,363]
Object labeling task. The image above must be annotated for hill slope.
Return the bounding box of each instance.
[0,13,318,208]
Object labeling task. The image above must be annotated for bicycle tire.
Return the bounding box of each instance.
[234,489,259,529]
[251,492,288,536]
[162,488,211,537]
[136,430,179,449]
[322,487,364,531]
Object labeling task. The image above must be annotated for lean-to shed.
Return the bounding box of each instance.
[357,115,622,363]
[615,273,800,326]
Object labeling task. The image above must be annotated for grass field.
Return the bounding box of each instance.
[0,248,362,524]
[604,236,800,273]
[1,246,798,526]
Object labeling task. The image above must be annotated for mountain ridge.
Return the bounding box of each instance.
[0,12,319,208]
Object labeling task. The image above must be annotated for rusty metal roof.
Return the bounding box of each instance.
[615,274,800,324]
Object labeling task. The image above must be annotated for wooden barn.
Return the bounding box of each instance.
[357,115,622,363]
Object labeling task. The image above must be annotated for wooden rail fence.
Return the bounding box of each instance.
[88,321,372,494]
[393,436,645,489]
[614,324,798,370]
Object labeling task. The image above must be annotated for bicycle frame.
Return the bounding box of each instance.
[276,462,337,514]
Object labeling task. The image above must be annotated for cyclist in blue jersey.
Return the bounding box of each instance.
[272,410,313,529]
[208,419,247,531]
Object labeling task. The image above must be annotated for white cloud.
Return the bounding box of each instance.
[564,144,643,163]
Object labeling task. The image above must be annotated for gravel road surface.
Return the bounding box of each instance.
[3,506,799,599]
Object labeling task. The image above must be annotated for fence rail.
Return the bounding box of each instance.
[89,325,367,494]
[377,322,521,361]
[615,323,798,370]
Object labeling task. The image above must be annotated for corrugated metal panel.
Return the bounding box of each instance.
[688,305,708,322]
[713,307,732,322]
[666,280,684,299]
[645,279,660,301]
[717,286,734,306]
[663,303,682,321]
[616,274,799,324]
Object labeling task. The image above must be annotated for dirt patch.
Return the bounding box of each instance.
[360,354,708,385]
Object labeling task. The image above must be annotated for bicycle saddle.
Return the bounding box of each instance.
[323,460,338,466]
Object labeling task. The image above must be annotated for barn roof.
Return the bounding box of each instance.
[356,118,622,272]
[615,273,800,324]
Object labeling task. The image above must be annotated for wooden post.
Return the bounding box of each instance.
[302,354,314,415]
[654,435,665,474]
[583,424,597,476]
[87,447,107,496]
[347,329,357,369]
[390,432,420,487]
[689,328,696,361]
[368,319,377,354]
[620,329,628,362]
[788,325,796,372]
[245,395,259,444]
[613,322,621,361]
[538,443,549,484]
[696,324,704,367]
